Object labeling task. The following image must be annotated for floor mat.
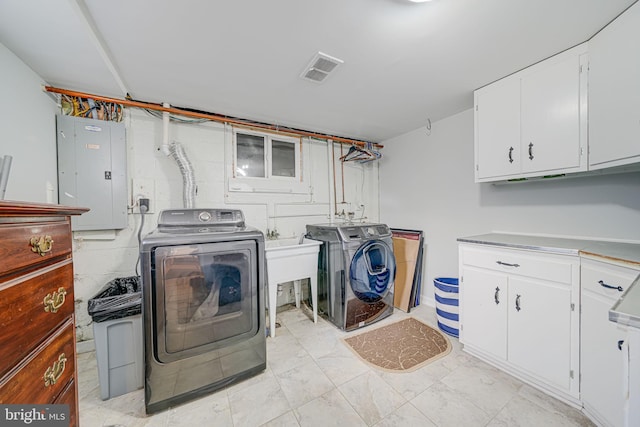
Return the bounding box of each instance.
[343,317,451,372]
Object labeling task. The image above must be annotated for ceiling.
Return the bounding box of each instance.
[0,0,636,143]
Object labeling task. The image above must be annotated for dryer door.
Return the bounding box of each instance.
[349,239,396,303]
[152,240,259,363]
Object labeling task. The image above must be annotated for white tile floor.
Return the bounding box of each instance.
[77,305,594,427]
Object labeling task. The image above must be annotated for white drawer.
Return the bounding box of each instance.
[581,258,639,301]
[461,245,576,285]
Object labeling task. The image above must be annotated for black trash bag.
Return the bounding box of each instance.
[87,276,142,323]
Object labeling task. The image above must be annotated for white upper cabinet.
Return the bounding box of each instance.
[520,53,584,174]
[588,2,640,170]
[474,44,588,182]
[475,77,521,180]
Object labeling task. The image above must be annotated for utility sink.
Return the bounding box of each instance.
[265,237,301,249]
[264,237,321,337]
[265,237,320,251]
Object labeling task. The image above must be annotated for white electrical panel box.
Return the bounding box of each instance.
[56,115,127,231]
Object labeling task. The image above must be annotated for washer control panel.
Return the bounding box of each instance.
[158,208,245,228]
[337,224,391,242]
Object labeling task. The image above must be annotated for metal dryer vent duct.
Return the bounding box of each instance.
[300,52,344,83]
[168,142,196,208]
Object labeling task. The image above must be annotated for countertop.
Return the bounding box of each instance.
[610,275,640,329]
[458,233,640,329]
[458,233,640,265]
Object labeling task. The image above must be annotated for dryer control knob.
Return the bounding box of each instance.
[198,211,212,222]
[367,227,377,236]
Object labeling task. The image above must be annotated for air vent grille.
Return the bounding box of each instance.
[304,69,329,82]
[301,52,344,83]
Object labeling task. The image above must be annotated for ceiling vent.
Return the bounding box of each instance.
[300,52,344,83]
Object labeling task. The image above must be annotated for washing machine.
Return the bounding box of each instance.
[306,223,396,331]
[140,208,266,414]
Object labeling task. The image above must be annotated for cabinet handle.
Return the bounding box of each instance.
[515,294,522,312]
[43,353,67,387]
[621,339,630,399]
[494,287,500,305]
[43,287,67,313]
[30,235,54,256]
[496,261,520,268]
[599,280,624,292]
[528,142,534,160]
[508,146,514,164]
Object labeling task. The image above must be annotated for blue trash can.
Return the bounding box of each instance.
[434,277,459,337]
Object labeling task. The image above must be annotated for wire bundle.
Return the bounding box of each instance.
[60,95,123,122]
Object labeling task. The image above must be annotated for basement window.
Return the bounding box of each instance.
[229,129,306,193]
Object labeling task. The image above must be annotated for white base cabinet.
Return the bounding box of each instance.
[508,275,573,392]
[581,258,639,427]
[459,244,580,402]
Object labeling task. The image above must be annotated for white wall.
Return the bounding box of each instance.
[0,46,381,344]
[379,108,640,306]
[0,42,58,202]
[72,109,380,342]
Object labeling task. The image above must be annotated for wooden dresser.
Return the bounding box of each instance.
[0,201,87,427]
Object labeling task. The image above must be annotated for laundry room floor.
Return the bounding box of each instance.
[77,304,594,427]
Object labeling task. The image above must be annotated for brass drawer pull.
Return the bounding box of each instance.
[44,353,67,387]
[30,235,54,256]
[43,287,67,313]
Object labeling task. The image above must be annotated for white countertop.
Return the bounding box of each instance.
[458,233,640,329]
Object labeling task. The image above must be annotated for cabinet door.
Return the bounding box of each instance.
[581,259,637,427]
[589,2,640,169]
[582,291,627,427]
[474,77,521,181]
[460,267,508,360]
[521,53,582,174]
[508,276,572,390]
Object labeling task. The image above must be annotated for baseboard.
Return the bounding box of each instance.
[76,338,95,354]
[420,296,435,308]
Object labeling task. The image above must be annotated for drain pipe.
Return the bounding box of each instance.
[161,103,171,156]
[168,142,196,208]
[327,139,335,223]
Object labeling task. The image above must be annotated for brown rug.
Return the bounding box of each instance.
[343,317,451,372]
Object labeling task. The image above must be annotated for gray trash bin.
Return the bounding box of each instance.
[88,276,143,400]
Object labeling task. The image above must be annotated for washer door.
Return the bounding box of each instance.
[349,240,395,303]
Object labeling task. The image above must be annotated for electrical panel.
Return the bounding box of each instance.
[56,114,127,231]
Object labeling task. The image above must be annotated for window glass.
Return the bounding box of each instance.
[236,133,265,177]
[271,139,296,177]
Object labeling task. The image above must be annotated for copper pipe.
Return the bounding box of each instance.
[45,86,383,149]
[332,142,338,215]
[340,144,346,204]
[299,136,303,183]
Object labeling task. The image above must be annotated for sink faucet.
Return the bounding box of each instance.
[266,228,280,240]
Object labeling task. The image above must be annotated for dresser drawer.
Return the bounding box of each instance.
[581,258,639,301]
[461,245,575,284]
[55,379,78,427]
[0,260,74,377]
[0,319,76,404]
[0,220,73,277]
